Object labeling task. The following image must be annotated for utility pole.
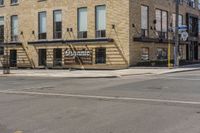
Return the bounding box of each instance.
[2,16,10,74]
[174,0,179,67]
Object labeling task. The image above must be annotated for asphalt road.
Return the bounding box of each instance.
[0,70,200,133]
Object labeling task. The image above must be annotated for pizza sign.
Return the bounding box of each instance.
[65,50,91,57]
[64,49,93,65]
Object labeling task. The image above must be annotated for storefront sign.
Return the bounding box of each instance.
[65,50,91,57]
[64,49,93,65]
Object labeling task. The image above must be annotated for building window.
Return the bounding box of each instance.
[141,47,149,61]
[0,46,3,55]
[179,0,183,4]
[38,49,46,66]
[53,48,62,67]
[0,16,4,42]
[198,0,200,9]
[38,11,47,40]
[11,15,18,42]
[157,48,167,60]
[141,5,149,37]
[95,5,106,38]
[77,7,87,38]
[188,0,195,8]
[198,19,200,37]
[172,14,183,32]
[11,0,18,4]
[188,15,198,37]
[95,48,106,64]
[155,9,168,39]
[0,0,4,5]
[53,10,62,39]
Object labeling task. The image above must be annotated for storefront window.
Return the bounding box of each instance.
[157,48,167,60]
[95,48,106,64]
[141,47,149,61]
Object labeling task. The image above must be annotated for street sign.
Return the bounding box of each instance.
[181,31,188,41]
[178,25,187,33]
[178,25,187,30]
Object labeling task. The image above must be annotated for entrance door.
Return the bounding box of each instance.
[194,43,198,60]
[38,49,46,66]
[10,50,17,67]
[53,48,62,67]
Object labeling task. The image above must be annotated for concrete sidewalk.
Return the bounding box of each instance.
[0,65,200,78]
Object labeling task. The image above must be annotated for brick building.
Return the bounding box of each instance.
[0,0,200,69]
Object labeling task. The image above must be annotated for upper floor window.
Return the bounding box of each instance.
[172,14,183,32]
[0,16,4,42]
[179,0,183,4]
[188,15,198,36]
[141,5,149,37]
[77,7,87,39]
[155,9,168,39]
[198,0,200,9]
[95,5,106,38]
[187,0,195,8]
[11,0,18,4]
[198,19,200,37]
[0,0,4,5]
[53,10,62,39]
[38,11,47,40]
[11,15,18,42]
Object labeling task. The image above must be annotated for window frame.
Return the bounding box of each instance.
[95,47,106,64]
[0,16,4,43]
[10,15,18,42]
[156,48,168,60]
[53,10,62,39]
[141,47,149,61]
[77,7,88,39]
[0,0,4,6]
[155,9,168,39]
[11,0,18,5]
[38,11,47,40]
[95,5,106,38]
[141,5,149,37]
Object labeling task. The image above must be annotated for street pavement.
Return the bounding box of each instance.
[0,70,200,133]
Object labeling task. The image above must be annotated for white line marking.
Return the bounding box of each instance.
[162,77,200,81]
[0,90,200,106]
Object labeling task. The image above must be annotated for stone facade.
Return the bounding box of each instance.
[0,0,199,69]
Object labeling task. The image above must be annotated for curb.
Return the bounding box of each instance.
[0,74,119,79]
[118,73,153,77]
[159,68,200,75]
